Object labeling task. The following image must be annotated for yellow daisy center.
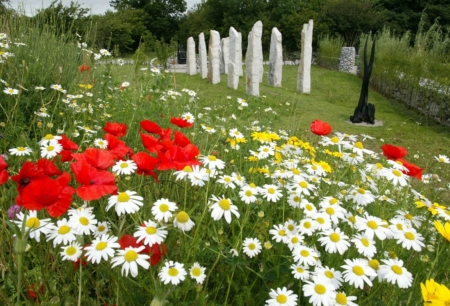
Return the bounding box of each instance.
[248,243,256,250]
[268,188,276,194]
[96,241,107,251]
[369,259,380,270]
[305,204,313,210]
[17,147,26,151]
[361,238,370,247]
[357,188,366,194]
[325,271,334,279]
[66,246,77,256]
[287,224,295,231]
[120,162,129,169]
[159,204,169,212]
[330,233,340,242]
[329,198,338,205]
[325,207,335,215]
[336,293,347,304]
[278,229,286,236]
[219,199,231,210]
[276,294,287,303]
[297,267,304,273]
[26,217,40,229]
[404,213,413,220]
[183,166,193,172]
[176,211,189,223]
[315,284,326,294]
[300,250,309,257]
[291,237,299,244]
[300,181,308,188]
[79,217,89,226]
[98,225,106,232]
[44,134,54,140]
[245,190,253,197]
[191,267,201,277]
[47,145,55,152]
[304,221,311,229]
[405,232,415,240]
[353,266,364,276]
[331,137,339,143]
[391,265,403,275]
[168,267,179,277]
[146,226,157,235]
[367,220,378,229]
[396,223,403,230]
[317,217,325,224]
[393,169,402,177]
[58,225,71,235]
[124,250,138,262]
[117,192,130,203]
[355,142,364,149]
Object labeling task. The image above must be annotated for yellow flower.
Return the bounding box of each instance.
[421,279,450,304]
[434,220,450,242]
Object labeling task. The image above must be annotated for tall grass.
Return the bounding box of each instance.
[317,35,343,70]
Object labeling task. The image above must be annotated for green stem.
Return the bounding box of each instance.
[77,256,82,306]
[16,253,22,304]
[224,267,235,305]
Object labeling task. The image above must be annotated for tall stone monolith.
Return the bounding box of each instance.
[220,37,230,74]
[199,32,207,79]
[186,37,197,75]
[245,21,263,96]
[228,27,242,89]
[297,19,314,93]
[268,27,282,87]
[208,30,221,84]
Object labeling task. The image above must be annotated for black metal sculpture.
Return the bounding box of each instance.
[350,37,376,124]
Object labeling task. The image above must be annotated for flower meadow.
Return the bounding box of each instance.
[1,29,450,306]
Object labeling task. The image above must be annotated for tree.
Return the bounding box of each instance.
[109,0,187,42]
[323,0,386,47]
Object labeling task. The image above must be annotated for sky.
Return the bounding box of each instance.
[9,0,201,16]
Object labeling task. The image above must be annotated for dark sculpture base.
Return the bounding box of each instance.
[350,103,376,124]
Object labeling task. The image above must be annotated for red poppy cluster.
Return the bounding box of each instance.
[79,64,90,72]
[3,120,201,218]
[381,144,423,180]
[310,119,332,136]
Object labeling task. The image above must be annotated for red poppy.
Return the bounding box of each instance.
[57,134,79,162]
[174,130,191,148]
[150,243,167,266]
[140,119,163,135]
[70,161,117,201]
[28,284,44,300]
[36,158,62,177]
[131,152,159,180]
[103,122,128,137]
[79,64,90,72]
[105,133,133,159]
[72,148,115,170]
[397,158,423,180]
[170,117,193,128]
[381,144,408,160]
[140,132,164,153]
[16,172,75,217]
[310,119,332,136]
[0,155,8,186]
[11,161,47,192]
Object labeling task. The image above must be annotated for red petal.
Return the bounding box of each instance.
[140,120,163,135]
[310,119,332,136]
[381,144,408,160]
[103,122,128,137]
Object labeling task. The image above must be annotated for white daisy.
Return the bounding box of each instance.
[269,224,290,243]
[46,218,76,246]
[259,184,283,202]
[14,211,51,242]
[303,275,337,306]
[266,287,298,306]
[133,220,168,246]
[174,165,193,181]
[298,218,317,236]
[347,186,375,206]
[239,184,259,204]
[107,191,144,216]
[242,237,262,258]
[68,207,98,235]
[434,155,450,164]
[3,87,19,95]
[111,246,150,277]
[112,160,137,175]
[209,195,240,224]
[216,174,236,189]
[335,291,358,306]
[94,138,108,149]
[292,245,320,267]
[151,198,178,222]
[351,233,377,258]
[318,227,350,255]
[291,264,310,280]
[190,262,206,284]
[378,258,413,288]
[173,211,195,232]
[40,142,63,158]
[392,227,425,251]
[93,221,110,237]
[188,165,209,186]
[355,214,391,241]
[341,258,376,289]
[60,242,83,261]
[84,234,120,264]
[8,146,32,156]
[314,266,343,290]
[382,168,409,187]
[159,261,187,285]
[200,155,225,170]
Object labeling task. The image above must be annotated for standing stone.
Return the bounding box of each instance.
[228,27,242,89]
[208,30,221,84]
[339,47,356,74]
[186,37,197,75]
[245,21,263,96]
[268,27,282,87]
[297,20,314,93]
[198,32,207,79]
[220,37,230,74]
